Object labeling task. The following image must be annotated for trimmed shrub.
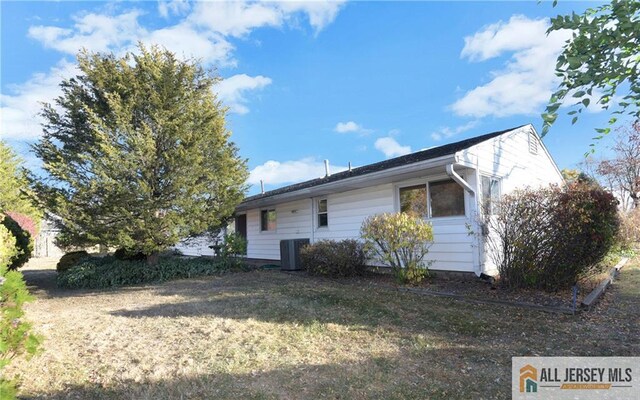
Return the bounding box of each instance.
[1,214,32,270]
[57,256,231,289]
[360,213,434,284]
[56,250,90,273]
[485,183,619,291]
[300,239,367,278]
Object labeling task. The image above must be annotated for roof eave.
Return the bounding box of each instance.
[236,153,457,211]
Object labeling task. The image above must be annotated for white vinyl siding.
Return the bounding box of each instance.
[463,127,563,194]
[462,126,564,275]
[244,181,477,273]
[246,199,312,260]
[239,125,563,275]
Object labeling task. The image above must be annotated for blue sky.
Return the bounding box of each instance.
[1,0,620,195]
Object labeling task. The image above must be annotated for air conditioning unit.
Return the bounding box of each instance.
[280,239,310,271]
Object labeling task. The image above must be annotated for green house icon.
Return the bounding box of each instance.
[524,378,537,393]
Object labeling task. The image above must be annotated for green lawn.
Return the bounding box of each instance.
[10,257,640,399]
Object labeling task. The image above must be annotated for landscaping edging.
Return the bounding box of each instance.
[581,257,629,309]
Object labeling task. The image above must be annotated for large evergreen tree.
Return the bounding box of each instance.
[33,45,248,263]
[0,142,42,224]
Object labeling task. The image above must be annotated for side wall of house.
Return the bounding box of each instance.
[244,179,478,273]
[244,198,313,260]
[462,126,564,275]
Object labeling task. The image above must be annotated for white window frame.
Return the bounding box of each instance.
[480,175,501,215]
[316,198,328,228]
[395,175,468,220]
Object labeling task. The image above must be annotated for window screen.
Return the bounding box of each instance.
[429,180,465,217]
[481,176,500,215]
[260,209,276,231]
[399,185,428,218]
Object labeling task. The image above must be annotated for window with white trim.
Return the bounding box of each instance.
[480,176,501,215]
[317,199,328,227]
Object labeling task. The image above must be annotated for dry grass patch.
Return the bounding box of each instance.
[8,257,640,399]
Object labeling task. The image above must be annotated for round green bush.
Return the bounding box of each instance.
[1,214,32,270]
[56,250,90,273]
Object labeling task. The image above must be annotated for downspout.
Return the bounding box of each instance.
[446,163,482,276]
[446,164,475,195]
[310,198,315,244]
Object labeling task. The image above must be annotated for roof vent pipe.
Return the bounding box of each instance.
[348,162,352,172]
[260,180,265,194]
[324,159,331,177]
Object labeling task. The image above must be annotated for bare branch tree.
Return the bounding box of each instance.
[596,121,640,209]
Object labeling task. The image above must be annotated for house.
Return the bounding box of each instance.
[231,124,563,276]
[33,213,65,258]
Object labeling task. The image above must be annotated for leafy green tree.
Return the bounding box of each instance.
[0,224,41,399]
[34,45,248,264]
[542,0,640,140]
[1,215,33,271]
[0,142,42,225]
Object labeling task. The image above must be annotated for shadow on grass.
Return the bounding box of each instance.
[20,268,173,301]
[22,349,504,400]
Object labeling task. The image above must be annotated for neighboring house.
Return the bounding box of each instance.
[34,213,65,258]
[232,124,564,276]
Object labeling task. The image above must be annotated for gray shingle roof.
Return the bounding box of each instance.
[241,125,526,204]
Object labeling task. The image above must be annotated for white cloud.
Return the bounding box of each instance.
[334,120,371,135]
[189,1,282,38]
[144,23,236,66]
[0,60,79,141]
[248,157,347,186]
[9,2,346,141]
[28,11,145,55]
[158,0,190,19]
[216,74,272,114]
[374,136,411,158]
[278,1,346,34]
[430,120,479,141]
[451,15,571,119]
[460,15,551,62]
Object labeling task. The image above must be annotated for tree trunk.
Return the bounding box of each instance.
[146,252,159,266]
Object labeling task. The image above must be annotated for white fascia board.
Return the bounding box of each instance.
[237,153,457,211]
